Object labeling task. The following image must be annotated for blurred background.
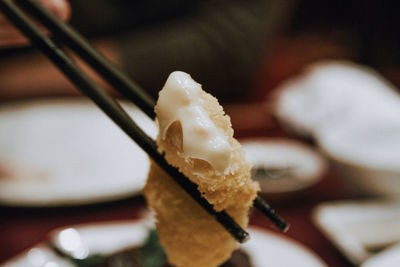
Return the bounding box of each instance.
[1,0,400,266]
[1,0,400,103]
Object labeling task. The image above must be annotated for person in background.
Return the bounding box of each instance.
[0,0,293,103]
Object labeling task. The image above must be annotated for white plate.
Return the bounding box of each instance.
[0,98,157,206]
[3,219,327,267]
[313,200,400,265]
[242,228,327,267]
[242,138,326,195]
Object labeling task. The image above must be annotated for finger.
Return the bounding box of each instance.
[0,0,69,48]
[38,0,71,21]
[0,0,71,22]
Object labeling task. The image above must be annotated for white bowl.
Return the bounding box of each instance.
[271,61,400,197]
[318,121,400,196]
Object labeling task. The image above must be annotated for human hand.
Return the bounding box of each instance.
[0,0,70,48]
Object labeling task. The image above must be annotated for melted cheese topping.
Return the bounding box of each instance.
[156,71,232,174]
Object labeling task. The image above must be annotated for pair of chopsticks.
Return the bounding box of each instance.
[0,0,288,242]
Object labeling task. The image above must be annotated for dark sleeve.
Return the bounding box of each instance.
[118,0,294,102]
[69,0,201,37]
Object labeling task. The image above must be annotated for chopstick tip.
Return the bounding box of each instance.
[253,195,289,232]
[237,229,250,244]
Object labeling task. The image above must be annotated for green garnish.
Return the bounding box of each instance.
[70,254,108,267]
[139,229,168,267]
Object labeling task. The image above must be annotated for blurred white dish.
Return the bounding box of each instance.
[313,199,400,265]
[362,243,400,267]
[2,219,152,267]
[3,245,74,267]
[3,219,327,267]
[242,227,327,267]
[0,98,157,206]
[273,61,400,196]
[318,122,400,196]
[242,138,326,197]
[273,60,400,137]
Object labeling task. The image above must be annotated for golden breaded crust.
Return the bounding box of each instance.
[143,88,259,267]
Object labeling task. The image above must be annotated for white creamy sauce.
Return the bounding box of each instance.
[156,71,232,174]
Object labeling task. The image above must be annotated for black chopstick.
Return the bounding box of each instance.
[0,0,249,243]
[16,1,288,233]
[0,0,288,235]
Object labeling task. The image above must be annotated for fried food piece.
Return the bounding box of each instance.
[143,71,259,267]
